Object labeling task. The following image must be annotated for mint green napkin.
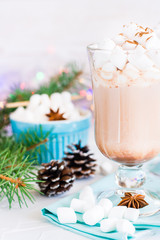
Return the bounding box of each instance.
[42,174,160,240]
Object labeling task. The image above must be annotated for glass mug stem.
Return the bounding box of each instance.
[115,165,146,189]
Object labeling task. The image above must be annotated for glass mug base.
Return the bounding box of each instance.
[97,165,160,217]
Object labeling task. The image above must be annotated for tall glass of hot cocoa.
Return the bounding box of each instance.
[88,23,160,210]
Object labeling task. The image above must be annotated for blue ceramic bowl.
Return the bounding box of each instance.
[10,110,91,164]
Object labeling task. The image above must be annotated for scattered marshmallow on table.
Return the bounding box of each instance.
[116,219,135,235]
[124,208,139,222]
[79,186,95,208]
[108,206,127,219]
[83,205,104,226]
[70,198,87,213]
[98,198,113,218]
[57,207,77,224]
[100,218,118,233]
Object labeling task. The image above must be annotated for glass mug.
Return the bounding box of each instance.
[87,44,160,213]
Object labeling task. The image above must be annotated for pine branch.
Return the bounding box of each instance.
[0,144,38,208]
[26,138,48,151]
[7,63,82,103]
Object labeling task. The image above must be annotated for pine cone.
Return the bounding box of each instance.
[63,141,97,179]
[37,160,75,197]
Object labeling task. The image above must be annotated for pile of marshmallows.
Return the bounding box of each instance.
[57,186,139,236]
[93,23,160,87]
[10,91,81,123]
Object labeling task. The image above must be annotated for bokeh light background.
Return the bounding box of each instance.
[0,0,160,100]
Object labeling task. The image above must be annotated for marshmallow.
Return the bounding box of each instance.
[122,23,139,39]
[61,91,72,103]
[79,186,95,207]
[110,46,127,70]
[100,72,113,80]
[122,40,137,50]
[29,94,41,108]
[70,198,87,213]
[50,92,63,111]
[99,161,113,176]
[147,49,160,68]
[113,34,126,46]
[146,35,160,50]
[116,219,135,235]
[98,198,113,217]
[100,218,118,232]
[83,205,104,225]
[94,51,111,68]
[41,94,51,107]
[108,206,127,219]
[24,109,34,122]
[98,38,115,50]
[128,53,153,71]
[57,207,77,224]
[124,63,139,80]
[135,45,146,55]
[124,208,139,222]
[102,62,116,73]
[10,107,25,120]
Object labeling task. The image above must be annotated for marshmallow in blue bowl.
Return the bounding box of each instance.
[10,92,91,164]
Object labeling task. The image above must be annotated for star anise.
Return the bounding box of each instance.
[118,192,149,209]
[46,108,66,121]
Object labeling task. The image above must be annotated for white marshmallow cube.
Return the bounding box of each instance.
[98,198,113,218]
[10,107,25,120]
[70,198,87,213]
[128,53,153,71]
[124,208,139,222]
[24,109,34,122]
[83,205,104,226]
[146,35,160,50]
[113,34,126,45]
[122,41,137,50]
[102,62,116,73]
[108,206,127,219]
[124,63,139,80]
[50,92,63,111]
[41,94,51,107]
[110,46,127,70]
[99,161,113,176]
[29,94,41,108]
[100,218,118,233]
[79,186,95,208]
[98,38,115,50]
[61,91,72,103]
[116,219,135,235]
[147,49,160,68]
[57,207,77,224]
[122,23,138,39]
[94,51,111,68]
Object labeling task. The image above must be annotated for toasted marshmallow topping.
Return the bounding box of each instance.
[92,23,160,87]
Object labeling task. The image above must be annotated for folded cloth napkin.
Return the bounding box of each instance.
[42,174,160,240]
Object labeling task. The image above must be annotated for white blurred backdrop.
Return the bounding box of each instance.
[0,0,160,98]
